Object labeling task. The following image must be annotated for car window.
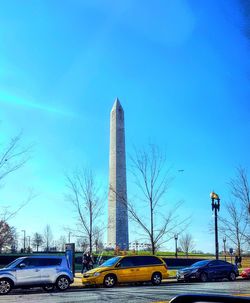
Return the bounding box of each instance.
[208,261,222,267]
[16,258,40,267]
[36,258,62,267]
[216,260,227,266]
[191,260,210,267]
[133,256,163,266]
[119,257,135,268]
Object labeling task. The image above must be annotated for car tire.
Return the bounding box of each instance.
[56,276,70,291]
[0,278,13,295]
[43,284,55,292]
[229,272,236,281]
[103,274,117,288]
[200,272,208,282]
[151,272,162,286]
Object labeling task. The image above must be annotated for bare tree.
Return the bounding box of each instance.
[112,144,189,255]
[1,190,36,222]
[0,220,15,253]
[229,166,250,215]
[0,132,31,184]
[43,225,53,252]
[179,233,195,257]
[0,132,34,229]
[65,169,103,254]
[93,226,104,253]
[75,237,88,252]
[57,235,67,252]
[226,166,250,245]
[219,201,248,257]
[32,232,44,252]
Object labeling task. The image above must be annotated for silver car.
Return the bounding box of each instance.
[0,255,74,295]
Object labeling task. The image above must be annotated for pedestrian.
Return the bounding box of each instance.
[85,252,93,270]
[81,253,88,274]
[88,253,94,270]
[235,255,239,266]
[238,256,242,268]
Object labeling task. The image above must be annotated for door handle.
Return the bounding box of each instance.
[35,269,40,272]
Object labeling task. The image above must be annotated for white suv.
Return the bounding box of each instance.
[0,255,74,295]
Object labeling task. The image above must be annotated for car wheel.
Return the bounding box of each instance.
[229,272,236,281]
[151,272,162,286]
[200,272,208,282]
[0,279,12,295]
[43,284,55,292]
[103,274,117,288]
[56,276,70,291]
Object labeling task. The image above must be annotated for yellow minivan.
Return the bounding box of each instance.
[82,255,168,287]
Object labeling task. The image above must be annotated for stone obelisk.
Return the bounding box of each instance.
[108,98,129,250]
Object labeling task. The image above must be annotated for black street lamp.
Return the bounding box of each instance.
[174,234,178,258]
[210,192,220,260]
[223,236,226,261]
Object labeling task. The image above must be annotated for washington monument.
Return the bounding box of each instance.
[108,98,129,250]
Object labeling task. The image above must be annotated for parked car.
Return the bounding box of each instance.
[0,255,74,295]
[82,255,168,287]
[241,268,250,279]
[176,260,239,282]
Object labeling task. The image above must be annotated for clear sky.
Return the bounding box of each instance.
[0,0,249,253]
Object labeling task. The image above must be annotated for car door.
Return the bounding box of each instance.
[115,257,138,283]
[216,260,231,279]
[39,258,62,284]
[15,258,41,286]
[208,260,224,279]
[135,256,156,281]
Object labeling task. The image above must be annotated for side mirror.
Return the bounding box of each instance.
[115,262,121,268]
[19,263,26,269]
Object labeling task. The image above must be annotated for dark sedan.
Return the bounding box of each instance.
[176,260,239,282]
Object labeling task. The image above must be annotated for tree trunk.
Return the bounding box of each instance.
[89,200,93,254]
[150,198,154,255]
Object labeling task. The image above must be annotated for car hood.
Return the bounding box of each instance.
[85,267,110,275]
[179,266,200,273]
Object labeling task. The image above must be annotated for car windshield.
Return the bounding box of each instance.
[99,257,121,268]
[4,258,23,269]
[190,261,210,268]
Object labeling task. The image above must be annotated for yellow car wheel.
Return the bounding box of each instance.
[151,272,162,286]
[103,274,117,288]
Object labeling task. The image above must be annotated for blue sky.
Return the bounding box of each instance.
[0,0,250,252]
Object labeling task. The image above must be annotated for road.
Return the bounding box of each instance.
[1,280,250,303]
